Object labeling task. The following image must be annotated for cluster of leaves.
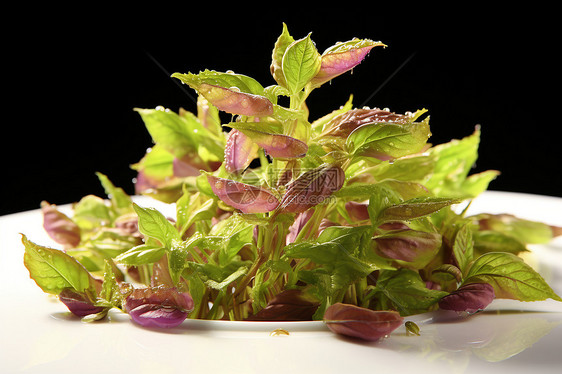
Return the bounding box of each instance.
[23,24,561,340]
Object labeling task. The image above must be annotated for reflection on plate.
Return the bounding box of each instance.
[1,191,561,374]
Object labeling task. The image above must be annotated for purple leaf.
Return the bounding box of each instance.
[173,157,201,177]
[374,229,442,269]
[318,219,338,235]
[345,201,370,222]
[322,108,412,138]
[224,129,260,173]
[324,303,403,341]
[247,289,320,321]
[238,129,308,159]
[286,209,315,245]
[311,40,386,88]
[207,175,280,214]
[41,201,81,247]
[438,283,495,314]
[125,286,194,328]
[280,165,345,214]
[198,83,273,117]
[59,289,104,317]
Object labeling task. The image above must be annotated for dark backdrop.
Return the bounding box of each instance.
[6,6,560,216]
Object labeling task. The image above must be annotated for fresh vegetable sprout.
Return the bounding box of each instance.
[23,23,562,341]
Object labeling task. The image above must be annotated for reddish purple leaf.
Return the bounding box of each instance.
[280,165,345,214]
[247,289,320,321]
[322,108,411,138]
[173,157,201,177]
[310,41,385,88]
[59,289,104,317]
[238,129,308,159]
[286,209,315,245]
[324,303,403,341]
[317,219,338,235]
[438,283,495,314]
[198,83,273,117]
[224,129,260,173]
[345,201,370,222]
[41,201,81,247]
[374,229,442,268]
[207,175,279,214]
[125,286,194,328]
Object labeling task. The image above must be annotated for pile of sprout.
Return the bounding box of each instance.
[23,23,561,341]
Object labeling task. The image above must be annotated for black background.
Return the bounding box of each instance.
[6,6,560,216]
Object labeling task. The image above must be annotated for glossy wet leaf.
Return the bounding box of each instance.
[230,127,308,159]
[321,108,414,138]
[280,164,345,213]
[59,288,105,317]
[323,303,403,341]
[116,244,166,266]
[464,252,562,302]
[207,175,279,213]
[282,33,321,95]
[311,39,386,89]
[125,286,194,328]
[135,107,224,166]
[438,283,495,314]
[172,71,273,117]
[133,203,180,248]
[346,115,431,161]
[22,234,98,296]
[224,129,260,173]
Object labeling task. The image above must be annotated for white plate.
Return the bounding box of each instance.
[1,191,562,374]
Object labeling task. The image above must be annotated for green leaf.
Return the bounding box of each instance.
[377,197,462,224]
[473,230,527,255]
[205,266,248,290]
[135,107,224,164]
[464,252,562,302]
[270,23,295,88]
[188,260,250,291]
[115,244,166,266]
[176,190,217,236]
[173,70,267,96]
[359,154,436,183]
[452,222,474,275]
[346,116,430,160]
[424,126,498,198]
[133,203,180,247]
[97,260,123,310]
[285,226,381,292]
[22,234,98,296]
[472,213,556,245]
[96,172,132,212]
[374,269,448,316]
[336,180,430,202]
[131,144,175,180]
[282,33,321,95]
[72,195,112,231]
[208,213,255,264]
